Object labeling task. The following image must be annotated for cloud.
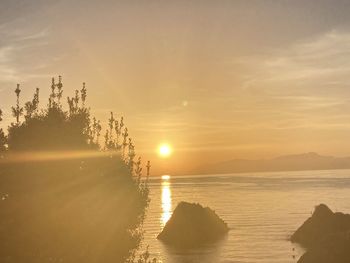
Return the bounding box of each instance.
[240,30,350,95]
[0,24,50,85]
[0,45,19,82]
[212,30,350,136]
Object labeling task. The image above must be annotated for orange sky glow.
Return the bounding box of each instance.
[2,1,350,175]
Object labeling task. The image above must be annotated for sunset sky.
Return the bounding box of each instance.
[1,1,350,175]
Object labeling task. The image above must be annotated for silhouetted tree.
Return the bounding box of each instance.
[0,109,6,151]
[4,77,151,182]
[74,89,79,109]
[128,138,135,172]
[114,116,123,150]
[135,157,142,185]
[122,127,128,158]
[0,76,152,263]
[81,82,87,107]
[67,96,75,115]
[57,75,63,104]
[105,111,116,149]
[127,246,157,263]
[24,88,39,120]
[90,117,102,144]
[146,160,151,185]
[49,77,56,108]
[104,129,110,149]
[11,84,23,124]
[7,78,92,151]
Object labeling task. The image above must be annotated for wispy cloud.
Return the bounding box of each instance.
[0,25,50,84]
[240,30,350,95]
[0,45,18,82]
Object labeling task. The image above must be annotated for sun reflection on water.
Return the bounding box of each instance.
[161,175,172,227]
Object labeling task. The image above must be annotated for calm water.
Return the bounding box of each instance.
[141,169,350,263]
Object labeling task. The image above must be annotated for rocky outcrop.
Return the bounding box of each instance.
[291,204,350,263]
[157,202,229,247]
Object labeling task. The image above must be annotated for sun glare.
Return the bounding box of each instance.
[158,144,172,158]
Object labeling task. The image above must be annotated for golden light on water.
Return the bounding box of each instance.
[161,175,172,227]
[161,175,170,180]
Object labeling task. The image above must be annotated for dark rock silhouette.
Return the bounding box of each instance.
[291,204,350,263]
[157,202,228,247]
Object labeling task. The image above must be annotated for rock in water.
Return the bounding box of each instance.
[291,204,336,246]
[291,204,350,263]
[157,202,229,247]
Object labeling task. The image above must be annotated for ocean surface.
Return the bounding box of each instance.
[141,169,350,263]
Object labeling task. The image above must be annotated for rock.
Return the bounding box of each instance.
[297,232,350,263]
[157,202,229,247]
[292,204,339,246]
[291,204,350,263]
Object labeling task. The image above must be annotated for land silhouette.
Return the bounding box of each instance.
[196,152,350,175]
[0,77,151,263]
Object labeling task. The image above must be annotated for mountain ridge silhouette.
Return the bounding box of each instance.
[194,152,350,175]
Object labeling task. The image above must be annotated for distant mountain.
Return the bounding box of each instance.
[196,152,350,174]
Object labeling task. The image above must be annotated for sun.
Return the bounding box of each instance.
[158,144,172,158]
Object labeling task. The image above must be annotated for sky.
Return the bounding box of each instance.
[1,0,350,175]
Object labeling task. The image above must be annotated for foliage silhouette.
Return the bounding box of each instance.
[0,77,151,263]
[7,79,94,151]
[126,246,158,263]
[0,109,6,151]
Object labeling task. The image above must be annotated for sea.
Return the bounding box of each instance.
[141,169,350,263]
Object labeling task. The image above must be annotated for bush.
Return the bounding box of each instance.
[0,77,150,263]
